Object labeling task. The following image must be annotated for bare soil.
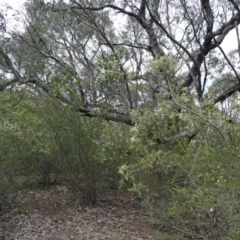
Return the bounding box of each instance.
[0,186,157,240]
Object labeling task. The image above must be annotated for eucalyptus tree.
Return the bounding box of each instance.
[1,1,240,234]
[0,0,240,140]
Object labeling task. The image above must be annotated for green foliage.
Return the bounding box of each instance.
[17,203,34,214]
[118,89,240,238]
[96,47,128,92]
[0,91,132,206]
[149,54,178,76]
[0,1,240,237]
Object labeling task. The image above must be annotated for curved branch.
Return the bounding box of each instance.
[146,4,198,65]
[69,2,138,18]
[0,47,22,80]
[182,11,240,88]
[71,1,164,57]
[78,106,133,125]
[214,83,240,104]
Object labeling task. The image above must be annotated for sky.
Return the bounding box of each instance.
[0,0,25,10]
[0,0,238,54]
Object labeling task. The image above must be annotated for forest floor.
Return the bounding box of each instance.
[0,185,160,240]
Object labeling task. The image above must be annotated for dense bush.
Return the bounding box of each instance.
[0,93,132,205]
[118,92,240,238]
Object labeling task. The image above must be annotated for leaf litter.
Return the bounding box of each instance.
[0,186,156,240]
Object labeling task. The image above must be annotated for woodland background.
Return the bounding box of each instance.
[0,0,240,239]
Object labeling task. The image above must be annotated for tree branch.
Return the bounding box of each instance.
[0,47,22,80]
[214,82,240,104]
[78,106,134,126]
[157,131,196,144]
[182,11,240,88]
[71,1,164,57]
[69,2,138,18]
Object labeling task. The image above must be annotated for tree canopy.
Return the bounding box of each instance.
[1,1,240,238]
[0,0,239,129]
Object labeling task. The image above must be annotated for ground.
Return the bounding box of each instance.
[0,185,157,240]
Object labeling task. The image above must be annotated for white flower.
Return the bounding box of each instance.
[130,137,136,143]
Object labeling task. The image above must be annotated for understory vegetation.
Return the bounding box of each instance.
[0,0,240,239]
